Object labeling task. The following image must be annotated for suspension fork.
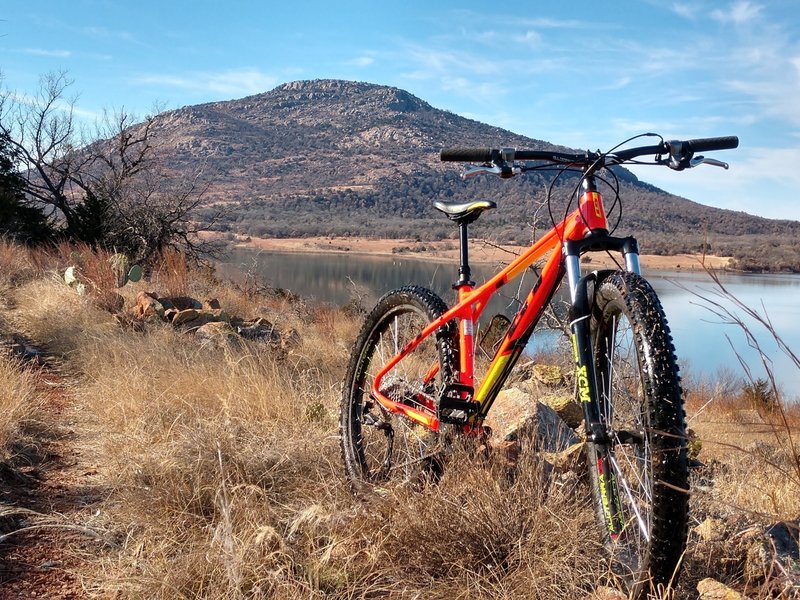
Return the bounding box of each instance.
[565,233,641,538]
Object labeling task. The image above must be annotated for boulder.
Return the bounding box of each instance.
[172,308,201,326]
[540,394,583,429]
[532,364,564,386]
[487,387,579,453]
[129,291,165,321]
[697,578,749,599]
[743,521,800,585]
[195,321,242,349]
[164,296,203,311]
[175,309,230,329]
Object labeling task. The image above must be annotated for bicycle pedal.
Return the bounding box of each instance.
[438,383,478,424]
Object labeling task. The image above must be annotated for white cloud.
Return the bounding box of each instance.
[627,145,800,218]
[670,3,698,20]
[513,30,541,47]
[82,25,141,45]
[347,56,375,67]
[22,48,72,58]
[711,1,763,25]
[135,69,278,97]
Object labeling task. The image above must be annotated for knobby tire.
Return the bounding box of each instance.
[340,286,458,488]
[586,271,689,597]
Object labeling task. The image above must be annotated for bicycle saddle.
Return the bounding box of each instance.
[433,199,497,224]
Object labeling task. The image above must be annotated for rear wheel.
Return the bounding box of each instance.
[340,286,458,487]
[586,271,688,597]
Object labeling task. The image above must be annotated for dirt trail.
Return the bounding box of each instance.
[0,340,110,599]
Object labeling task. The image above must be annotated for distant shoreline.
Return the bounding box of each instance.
[208,233,733,272]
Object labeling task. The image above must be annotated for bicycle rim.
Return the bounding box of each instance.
[342,288,456,486]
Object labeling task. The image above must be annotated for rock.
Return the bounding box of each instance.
[195,321,242,349]
[695,518,727,542]
[540,394,583,429]
[172,308,201,326]
[129,291,165,321]
[204,298,221,310]
[744,521,800,585]
[540,441,586,471]
[697,578,748,599]
[532,364,563,386]
[165,296,203,311]
[487,388,579,453]
[175,309,230,329]
[589,585,627,599]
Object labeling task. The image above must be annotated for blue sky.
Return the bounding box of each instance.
[2,1,799,220]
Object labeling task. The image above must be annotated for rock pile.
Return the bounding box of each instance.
[119,291,301,352]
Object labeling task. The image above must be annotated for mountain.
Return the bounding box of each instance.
[145,79,800,270]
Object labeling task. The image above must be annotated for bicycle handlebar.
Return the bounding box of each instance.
[440,136,739,167]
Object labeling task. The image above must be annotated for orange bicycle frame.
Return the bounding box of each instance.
[370,178,629,433]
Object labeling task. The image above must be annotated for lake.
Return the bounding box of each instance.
[218,248,800,398]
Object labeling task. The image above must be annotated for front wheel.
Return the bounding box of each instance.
[340,286,458,488]
[586,271,689,597]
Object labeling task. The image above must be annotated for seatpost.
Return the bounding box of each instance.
[456,221,474,288]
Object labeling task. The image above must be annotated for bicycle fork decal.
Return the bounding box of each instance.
[597,456,625,539]
[572,334,591,403]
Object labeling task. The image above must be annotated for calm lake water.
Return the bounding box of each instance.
[218,248,800,398]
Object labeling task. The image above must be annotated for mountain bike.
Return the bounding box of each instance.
[339,133,738,595]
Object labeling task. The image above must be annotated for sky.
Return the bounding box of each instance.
[2,0,799,220]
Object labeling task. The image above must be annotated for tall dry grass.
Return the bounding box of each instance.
[3,241,798,598]
[0,354,39,457]
[3,247,611,599]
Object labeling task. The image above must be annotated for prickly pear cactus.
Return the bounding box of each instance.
[109,254,142,288]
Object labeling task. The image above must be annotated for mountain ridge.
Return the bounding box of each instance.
[139,78,799,269]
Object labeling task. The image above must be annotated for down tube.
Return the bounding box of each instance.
[473,248,565,418]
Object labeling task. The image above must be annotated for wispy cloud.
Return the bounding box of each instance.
[711,1,763,25]
[670,3,699,20]
[9,91,100,121]
[82,25,142,46]
[510,17,591,29]
[513,30,541,47]
[347,55,375,67]
[134,69,278,97]
[21,48,72,58]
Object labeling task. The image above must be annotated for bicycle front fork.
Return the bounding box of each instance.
[565,235,641,539]
[563,234,641,444]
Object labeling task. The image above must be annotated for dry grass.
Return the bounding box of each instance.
[0,354,40,457]
[0,240,798,598]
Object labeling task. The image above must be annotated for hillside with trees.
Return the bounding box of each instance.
[151,79,799,271]
[3,77,800,271]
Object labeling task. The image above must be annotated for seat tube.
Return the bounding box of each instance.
[455,220,475,389]
[457,285,475,388]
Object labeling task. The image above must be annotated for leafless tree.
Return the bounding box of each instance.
[0,71,220,264]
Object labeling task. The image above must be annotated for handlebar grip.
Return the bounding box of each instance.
[685,136,739,153]
[440,148,494,162]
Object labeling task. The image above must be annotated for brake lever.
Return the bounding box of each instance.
[689,156,729,170]
[461,164,522,180]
